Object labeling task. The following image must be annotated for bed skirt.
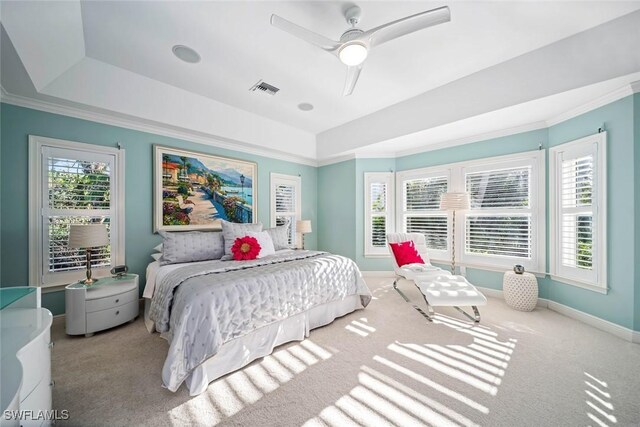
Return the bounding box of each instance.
[144,295,364,395]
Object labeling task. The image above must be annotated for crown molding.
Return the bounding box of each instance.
[0,87,318,167]
[392,121,548,159]
[317,153,357,167]
[546,80,639,127]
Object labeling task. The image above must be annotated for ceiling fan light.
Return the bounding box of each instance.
[339,42,368,66]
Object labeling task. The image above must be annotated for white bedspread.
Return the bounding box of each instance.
[147,250,371,391]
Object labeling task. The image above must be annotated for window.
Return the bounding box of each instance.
[396,169,450,261]
[550,133,606,292]
[461,152,545,272]
[364,173,394,256]
[270,173,301,246]
[29,136,125,287]
[391,151,545,270]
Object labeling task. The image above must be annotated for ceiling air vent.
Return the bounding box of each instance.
[249,80,280,96]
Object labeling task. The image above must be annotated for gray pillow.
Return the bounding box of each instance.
[265,224,291,250]
[220,220,263,259]
[158,231,224,265]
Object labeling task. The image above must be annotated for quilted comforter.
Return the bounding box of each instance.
[148,250,371,391]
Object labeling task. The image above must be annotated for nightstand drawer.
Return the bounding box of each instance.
[86,300,138,333]
[85,288,138,313]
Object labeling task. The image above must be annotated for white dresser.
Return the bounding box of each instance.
[1,287,53,427]
[65,274,139,337]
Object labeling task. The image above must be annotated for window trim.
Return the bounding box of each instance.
[457,151,546,273]
[549,132,607,293]
[396,167,452,262]
[364,172,394,257]
[269,172,302,247]
[28,135,125,288]
[393,150,545,272]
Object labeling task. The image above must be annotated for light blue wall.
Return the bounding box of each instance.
[546,95,636,329]
[317,160,356,259]
[318,96,639,331]
[0,103,317,315]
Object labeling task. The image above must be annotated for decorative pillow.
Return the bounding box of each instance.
[231,236,261,261]
[389,240,425,267]
[264,224,291,250]
[246,231,276,258]
[151,253,161,261]
[158,231,224,265]
[153,243,163,253]
[220,220,263,259]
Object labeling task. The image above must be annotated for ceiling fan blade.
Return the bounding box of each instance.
[343,65,363,96]
[270,14,340,51]
[360,6,450,48]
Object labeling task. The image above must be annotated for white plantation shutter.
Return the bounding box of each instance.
[550,133,606,290]
[401,175,449,254]
[465,166,532,259]
[365,173,393,256]
[29,137,124,287]
[461,152,545,272]
[270,173,302,246]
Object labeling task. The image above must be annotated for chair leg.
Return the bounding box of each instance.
[420,292,435,322]
[454,306,481,323]
[392,276,410,302]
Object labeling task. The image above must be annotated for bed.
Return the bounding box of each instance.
[143,249,371,396]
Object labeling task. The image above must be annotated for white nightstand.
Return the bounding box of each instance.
[65,274,139,337]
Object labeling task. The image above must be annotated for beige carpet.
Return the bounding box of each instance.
[51,278,640,427]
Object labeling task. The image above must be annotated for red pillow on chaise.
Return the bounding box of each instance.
[389,240,425,267]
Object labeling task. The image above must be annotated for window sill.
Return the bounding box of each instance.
[549,275,608,295]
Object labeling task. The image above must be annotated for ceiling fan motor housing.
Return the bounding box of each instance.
[340,28,364,42]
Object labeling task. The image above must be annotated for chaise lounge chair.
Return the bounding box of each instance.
[387,232,487,323]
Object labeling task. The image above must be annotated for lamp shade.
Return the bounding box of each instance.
[296,220,312,234]
[440,192,470,211]
[68,224,109,248]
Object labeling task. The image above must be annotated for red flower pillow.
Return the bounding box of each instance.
[231,236,262,261]
[389,240,425,267]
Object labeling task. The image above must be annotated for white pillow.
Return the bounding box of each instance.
[246,231,276,258]
[151,253,161,261]
[220,220,263,260]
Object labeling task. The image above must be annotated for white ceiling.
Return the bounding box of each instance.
[79,1,640,133]
[1,1,640,162]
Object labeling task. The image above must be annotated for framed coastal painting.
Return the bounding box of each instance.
[153,145,257,232]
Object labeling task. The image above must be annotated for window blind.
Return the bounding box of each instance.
[465,166,532,259]
[275,183,297,245]
[46,156,113,273]
[364,173,393,256]
[402,176,448,251]
[370,182,388,248]
[560,155,594,269]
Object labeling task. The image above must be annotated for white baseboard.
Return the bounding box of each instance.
[476,286,548,308]
[476,286,637,343]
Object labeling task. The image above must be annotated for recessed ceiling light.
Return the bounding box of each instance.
[172,45,201,64]
[298,103,314,111]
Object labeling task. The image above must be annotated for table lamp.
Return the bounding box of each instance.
[68,224,109,285]
[439,192,470,274]
[296,220,312,249]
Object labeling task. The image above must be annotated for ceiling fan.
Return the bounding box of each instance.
[270,5,450,96]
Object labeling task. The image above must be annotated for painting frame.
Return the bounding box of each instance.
[153,145,258,232]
